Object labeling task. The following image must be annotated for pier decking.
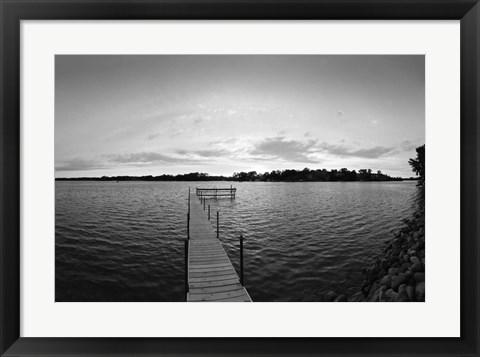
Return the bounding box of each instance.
[186,191,251,302]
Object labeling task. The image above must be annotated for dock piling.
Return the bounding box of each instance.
[208,205,210,220]
[240,235,244,286]
[185,238,189,298]
[216,211,219,239]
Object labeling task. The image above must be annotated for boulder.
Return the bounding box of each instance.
[380,275,392,288]
[410,256,420,265]
[415,282,425,301]
[383,289,398,301]
[391,240,403,256]
[367,284,386,302]
[395,287,409,302]
[334,294,347,302]
[388,267,399,275]
[406,286,415,301]
[400,263,410,273]
[414,272,425,282]
[391,274,407,292]
[411,262,424,273]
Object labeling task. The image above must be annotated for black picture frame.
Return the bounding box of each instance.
[1,0,479,356]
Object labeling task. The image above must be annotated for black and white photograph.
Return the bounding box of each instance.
[55,55,425,303]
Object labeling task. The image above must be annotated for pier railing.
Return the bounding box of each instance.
[196,186,236,199]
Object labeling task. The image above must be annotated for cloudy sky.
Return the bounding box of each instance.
[55,55,424,178]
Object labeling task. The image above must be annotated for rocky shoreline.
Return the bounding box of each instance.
[360,196,425,302]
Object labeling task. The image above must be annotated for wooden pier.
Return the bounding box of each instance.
[186,189,251,302]
[196,186,236,199]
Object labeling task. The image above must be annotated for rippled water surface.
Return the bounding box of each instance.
[56,181,418,302]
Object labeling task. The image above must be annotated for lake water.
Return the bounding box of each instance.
[55,181,419,302]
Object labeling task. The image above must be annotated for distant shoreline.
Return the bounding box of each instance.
[56,177,419,182]
[55,168,420,182]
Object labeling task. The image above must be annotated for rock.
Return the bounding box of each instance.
[406,286,415,301]
[400,263,410,273]
[376,269,387,279]
[414,272,425,282]
[334,294,347,302]
[395,285,409,302]
[415,282,425,301]
[403,254,410,262]
[421,257,425,265]
[380,275,392,288]
[392,240,403,256]
[380,259,389,269]
[388,267,398,275]
[367,284,386,302]
[413,231,420,239]
[410,256,420,265]
[391,274,407,292]
[383,289,398,301]
[411,262,424,273]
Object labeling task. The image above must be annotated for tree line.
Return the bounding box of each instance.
[55,168,413,182]
[232,168,406,182]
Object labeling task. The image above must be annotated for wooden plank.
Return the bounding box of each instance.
[189,266,236,273]
[189,263,232,269]
[190,253,226,258]
[189,269,237,278]
[189,278,241,289]
[189,283,244,294]
[216,295,251,302]
[188,274,240,283]
[188,289,248,302]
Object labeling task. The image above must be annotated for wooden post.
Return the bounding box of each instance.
[188,187,190,214]
[203,197,206,210]
[240,235,244,286]
[216,211,219,239]
[208,205,210,220]
[187,212,190,239]
[185,238,189,297]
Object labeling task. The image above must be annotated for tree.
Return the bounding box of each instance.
[408,145,425,185]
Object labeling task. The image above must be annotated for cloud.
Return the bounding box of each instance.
[56,152,204,172]
[251,136,320,163]
[109,152,195,164]
[208,138,238,146]
[318,142,395,159]
[55,158,106,172]
[147,132,160,140]
[196,149,228,157]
